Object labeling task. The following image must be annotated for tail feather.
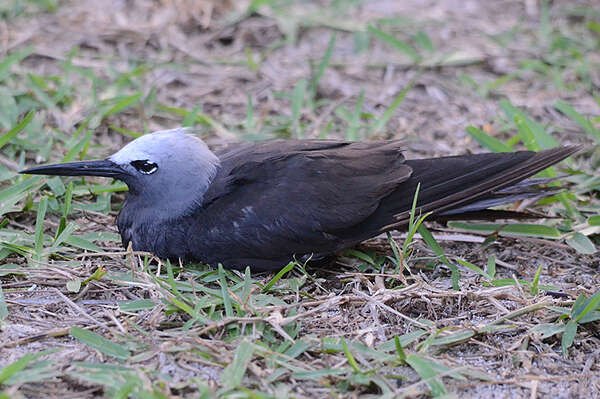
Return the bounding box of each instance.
[381,145,581,231]
[433,209,559,222]
[495,177,562,191]
[438,185,562,215]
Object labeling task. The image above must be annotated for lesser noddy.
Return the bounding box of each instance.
[20,128,580,270]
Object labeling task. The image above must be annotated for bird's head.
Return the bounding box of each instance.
[20,128,220,216]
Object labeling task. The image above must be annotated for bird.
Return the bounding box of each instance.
[20,128,580,271]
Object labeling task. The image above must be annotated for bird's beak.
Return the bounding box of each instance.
[19,159,125,178]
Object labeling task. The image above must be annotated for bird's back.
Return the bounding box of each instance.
[184,140,411,269]
[158,141,578,270]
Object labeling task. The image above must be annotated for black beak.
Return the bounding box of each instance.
[19,159,125,178]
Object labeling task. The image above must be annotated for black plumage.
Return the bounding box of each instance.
[20,129,580,271]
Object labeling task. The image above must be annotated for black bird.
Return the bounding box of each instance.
[20,129,580,271]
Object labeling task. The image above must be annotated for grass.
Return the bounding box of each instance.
[0,0,599,398]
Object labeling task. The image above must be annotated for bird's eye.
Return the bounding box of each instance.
[130,160,158,175]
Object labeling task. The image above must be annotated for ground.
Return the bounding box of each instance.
[0,0,599,398]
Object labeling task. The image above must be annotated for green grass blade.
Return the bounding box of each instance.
[0,189,35,219]
[262,262,295,293]
[486,255,496,279]
[530,323,565,339]
[46,177,65,197]
[64,236,102,252]
[380,330,427,351]
[414,31,435,52]
[574,290,600,323]
[466,126,513,152]
[394,335,407,364]
[386,232,403,269]
[183,104,202,127]
[310,33,336,95]
[431,330,474,346]
[417,225,449,265]
[157,103,233,138]
[367,26,420,62]
[345,249,376,266]
[418,224,460,289]
[218,264,234,317]
[500,100,559,149]
[531,265,543,295]
[0,47,34,82]
[0,283,7,322]
[27,74,57,110]
[165,259,180,296]
[0,110,35,149]
[0,354,35,384]
[50,222,78,250]
[554,100,600,142]
[341,339,361,373]
[0,177,42,204]
[220,340,254,391]
[291,79,307,138]
[566,232,597,254]
[561,320,577,356]
[372,83,412,134]
[456,258,489,280]
[447,222,561,238]
[514,114,540,151]
[70,327,131,360]
[33,196,48,261]
[110,124,142,139]
[292,368,350,380]
[571,294,587,318]
[61,130,93,162]
[244,47,259,72]
[56,181,74,239]
[346,90,364,141]
[118,299,157,312]
[103,93,142,117]
[403,183,421,255]
[579,311,600,324]
[241,267,252,307]
[406,354,448,397]
[245,94,255,133]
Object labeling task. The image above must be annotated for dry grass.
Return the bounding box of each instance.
[1,0,599,398]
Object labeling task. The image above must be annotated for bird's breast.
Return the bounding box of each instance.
[117,203,193,260]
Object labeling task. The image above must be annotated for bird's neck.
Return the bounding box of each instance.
[121,152,220,223]
[117,166,216,255]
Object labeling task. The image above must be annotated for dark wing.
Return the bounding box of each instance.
[395,146,580,226]
[337,145,580,238]
[192,141,580,271]
[192,140,412,269]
